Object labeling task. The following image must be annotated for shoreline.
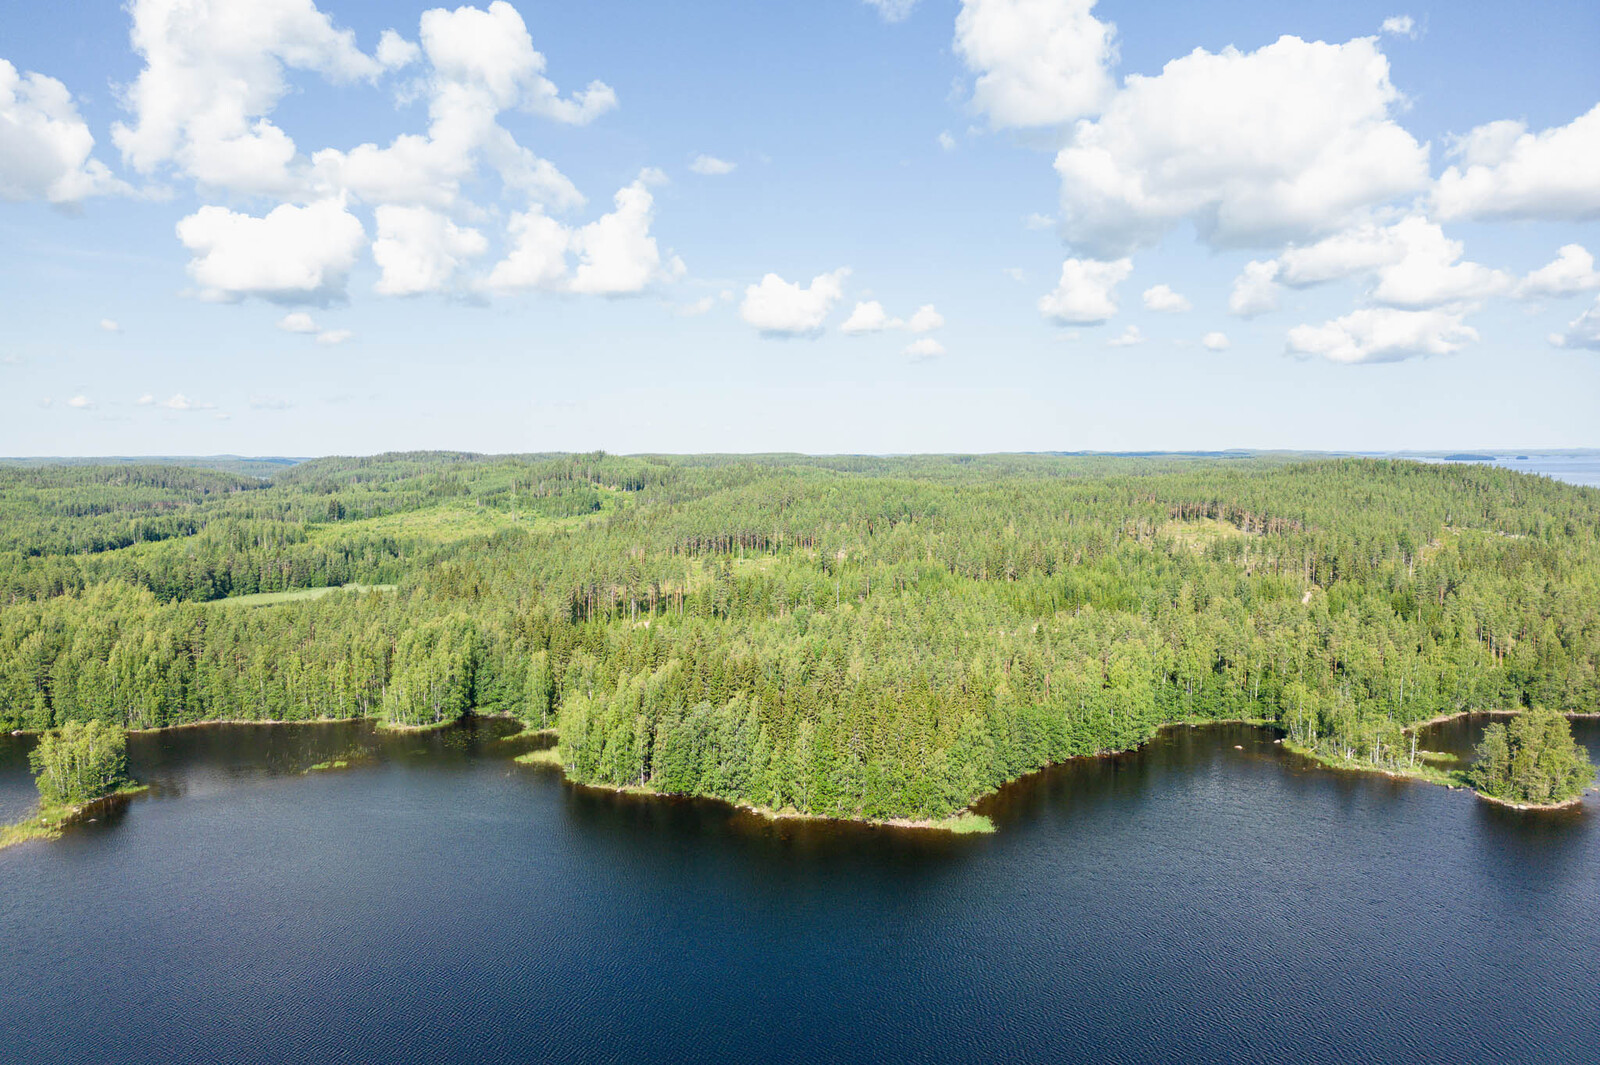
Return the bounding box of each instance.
[1405,708,1600,731]
[1283,739,1593,811]
[517,745,995,834]
[0,783,151,853]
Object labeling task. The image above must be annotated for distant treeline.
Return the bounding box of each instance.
[1,453,1597,821]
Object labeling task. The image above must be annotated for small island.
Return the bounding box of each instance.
[1288,708,1594,809]
[1,721,145,850]
[1466,711,1595,808]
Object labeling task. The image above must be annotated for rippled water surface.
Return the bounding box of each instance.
[2,717,1596,1065]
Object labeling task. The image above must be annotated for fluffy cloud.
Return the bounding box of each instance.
[1,60,126,203]
[955,0,1117,128]
[1433,104,1600,222]
[740,269,849,337]
[372,205,486,295]
[311,2,603,211]
[569,176,680,295]
[903,337,945,361]
[1274,216,1510,308]
[99,319,122,333]
[1285,308,1478,364]
[841,301,944,334]
[1550,295,1600,351]
[486,208,570,291]
[1038,257,1131,324]
[484,173,677,295]
[177,198,366,304]
[420,2,615,125]
[1518,245,1600,299]
[841,300,892,334]
[905,304,944,333]
[112,0,386,195]
[1201,331,1230,351]
[316,328,353,345]
[689,154,736,175]
[1107,325,1144,347]
[1364,220,1510,308]
[1053,35,1428,257]
[67,395,93,409]
[1142,284,1191,312]
[1380,16,1416,38]
[277,311,318,332]
[1228,260,1281,317]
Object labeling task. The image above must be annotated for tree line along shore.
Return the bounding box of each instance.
[1,452,1596,830]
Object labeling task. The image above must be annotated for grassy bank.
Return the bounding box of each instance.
[515,743,994,833]
[0,783,149,853]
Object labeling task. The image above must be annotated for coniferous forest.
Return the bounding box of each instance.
[2,453,1597,822]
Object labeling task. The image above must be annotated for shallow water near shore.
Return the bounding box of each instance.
[1,715,1596,1065]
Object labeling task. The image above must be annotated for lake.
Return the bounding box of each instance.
[2,716,1596,1065]
[1410,452,1600,489]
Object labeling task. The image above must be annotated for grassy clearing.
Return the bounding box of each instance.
[1161,517,1254,550]
[215,583,396,607]
[515,746,563,767]
[303,494,623,547]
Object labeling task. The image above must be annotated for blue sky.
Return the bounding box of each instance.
[1,0,1597,455]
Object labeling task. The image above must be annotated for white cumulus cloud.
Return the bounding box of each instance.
[1052,35,1428,257]
[568,175,680,295]
[99,318,122,333]
[841,301,945,335]
[277,311,318,332]
[1142,284,1191,312]
[1285,307,1478,364]
[0,59,127,203]
[955,0,1118,128]
[1275,216,1510,308]
[112,0,386,196]
[841,301,893,334]
[741,269,849,337]
[1229,260,1282,317]
[316,329,353,345]
[177,198,366,304]
[67,394,93,409]
[904,337,945,361]
[1518,245,1600,299]
[310,1,600,212]
[372,204,486,296]
[1433,104,1600,222]
[1201,331,1230,351]
[1039,257,1132,324]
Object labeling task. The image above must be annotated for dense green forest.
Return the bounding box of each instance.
[2,452,1597,822]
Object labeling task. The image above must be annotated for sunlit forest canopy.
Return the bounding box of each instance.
[2,453,1596,820]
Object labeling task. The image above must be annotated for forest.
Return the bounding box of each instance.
[2,452,1597,823]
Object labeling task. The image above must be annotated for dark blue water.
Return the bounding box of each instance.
[1,717,1596,1065]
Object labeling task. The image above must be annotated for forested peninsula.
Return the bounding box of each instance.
[3,453,1598,827]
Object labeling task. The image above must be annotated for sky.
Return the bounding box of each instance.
[1,0,1597,456]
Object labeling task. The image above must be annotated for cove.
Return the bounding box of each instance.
[1,717,1596,1065]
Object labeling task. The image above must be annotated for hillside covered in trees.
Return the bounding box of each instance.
[2,453,1597,822]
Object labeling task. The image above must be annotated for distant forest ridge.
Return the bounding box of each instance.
[1,452,1597,822]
